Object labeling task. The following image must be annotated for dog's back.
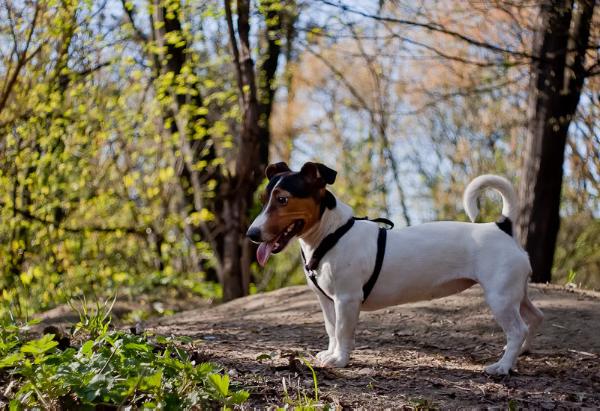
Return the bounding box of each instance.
[358,220,529,310]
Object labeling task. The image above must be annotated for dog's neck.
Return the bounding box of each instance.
[299,194,353,259]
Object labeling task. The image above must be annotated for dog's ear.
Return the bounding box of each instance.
[265,162,290,179]
[315,163,337,185]
[300,162,337,186]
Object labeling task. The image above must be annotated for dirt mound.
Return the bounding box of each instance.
[149,284,600,408]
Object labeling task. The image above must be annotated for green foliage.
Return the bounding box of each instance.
[0,317,249,409]
[280,357,323,409]
[553,215,600,289]
[68,294,116,339]
[0,0,233,320]
[299,356,319,403]
[566,269,577,285]
[207,373,250,407]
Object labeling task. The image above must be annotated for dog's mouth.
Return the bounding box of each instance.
[256,219,304,267]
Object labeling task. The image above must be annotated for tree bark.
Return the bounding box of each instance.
[220,0,288,300]
[517,0,595,283]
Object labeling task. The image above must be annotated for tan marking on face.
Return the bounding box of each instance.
[260,188,322,240]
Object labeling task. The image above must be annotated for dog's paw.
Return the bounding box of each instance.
[316,350,331,361]
[484,362,511,376]
[319,352,349,368]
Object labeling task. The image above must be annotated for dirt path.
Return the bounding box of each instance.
[149,284,600,408]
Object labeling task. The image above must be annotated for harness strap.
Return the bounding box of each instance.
[301,216,391,303]
[308,272,334,302]
[354,216,394,229]
[305,218,355,271]
[362,227,387,301]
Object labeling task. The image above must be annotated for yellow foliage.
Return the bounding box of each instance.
[188,209,215,226]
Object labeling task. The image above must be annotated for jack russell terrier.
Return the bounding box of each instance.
[246,161,543,375]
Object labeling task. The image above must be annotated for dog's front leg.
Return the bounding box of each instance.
[316,294,336,361]
[320,296,361,368]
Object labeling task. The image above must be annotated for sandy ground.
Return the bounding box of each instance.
[147,284,600,409]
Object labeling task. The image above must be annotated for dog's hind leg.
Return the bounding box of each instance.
[519,289,544,354]
[484,290,528,375]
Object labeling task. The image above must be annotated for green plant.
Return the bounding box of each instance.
[0,316,40,362]
[280,356,323,410]
[566,269,577,285]
[0,306,249,408]
[299,357,319,403]
[0,328,250,408]
[207,373,250,409]
[68,294,117,339]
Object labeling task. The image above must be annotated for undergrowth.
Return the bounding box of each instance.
[0,306,248,409]
[275,354,331,410]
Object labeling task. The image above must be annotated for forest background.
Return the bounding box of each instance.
[1,0,598,321]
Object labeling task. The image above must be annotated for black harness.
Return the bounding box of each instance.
[301,216,394,303]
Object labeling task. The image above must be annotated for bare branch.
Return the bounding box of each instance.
[119,0,148,42]
[346,24,412,225]
[224,0,246,105]
[0,200,149,237]
[301,39,523,116]
[0,1,41,113]
[314,0,535,59]
[73,60,113,77]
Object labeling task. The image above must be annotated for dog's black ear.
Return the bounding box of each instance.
[315,163,337,185]
[300,162,337,186]
[265,162,290,179]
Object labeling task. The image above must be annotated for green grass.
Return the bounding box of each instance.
[280,356,328,410]
[565,269,577,286]
[68,293,117,339]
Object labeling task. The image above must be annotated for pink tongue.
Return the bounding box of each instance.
[257,242,275,267]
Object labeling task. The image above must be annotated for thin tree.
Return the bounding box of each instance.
[221,0,288,300]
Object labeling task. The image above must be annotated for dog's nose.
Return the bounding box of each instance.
[246,226,262,242]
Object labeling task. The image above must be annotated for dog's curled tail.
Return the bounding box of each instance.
[463,174,518,227]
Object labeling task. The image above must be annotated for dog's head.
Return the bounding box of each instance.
[246,161,337,266]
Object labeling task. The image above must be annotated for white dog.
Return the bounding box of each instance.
[247,162,543,375]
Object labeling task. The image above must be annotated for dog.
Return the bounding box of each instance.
[246,161,543,375]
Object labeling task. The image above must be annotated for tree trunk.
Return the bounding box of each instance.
[220,0,288,300]
[517,0,594,283]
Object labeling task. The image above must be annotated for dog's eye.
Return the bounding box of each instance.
[277,196,288,205]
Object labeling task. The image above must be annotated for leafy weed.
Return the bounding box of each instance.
[0,302,249,409]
